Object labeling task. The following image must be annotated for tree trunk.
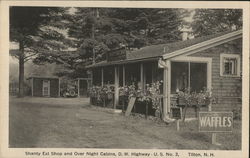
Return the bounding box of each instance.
[91,10,95,64]
[18,41,24,97]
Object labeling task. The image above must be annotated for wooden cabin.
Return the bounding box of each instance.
[27,76,60,97]
[87,30,242,119]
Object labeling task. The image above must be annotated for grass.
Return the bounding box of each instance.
[9,97,241,149]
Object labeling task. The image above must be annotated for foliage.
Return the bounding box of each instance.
[99,85,114,99]
[10,7,69,61]
[138,81,163,110]
[10,6,68,97]
[18,8,188,80]
[67,8,185,64]
[192,9,242,37]
[89,85,114,101]
[177,87,217,122]
[119,84,137,98]
[88,86,101,98]
[177,87,216,108]
[9,7,190,97]
[119,81,163,110]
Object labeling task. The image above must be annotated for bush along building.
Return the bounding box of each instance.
[27,76,60,97]
[87,30,242,120]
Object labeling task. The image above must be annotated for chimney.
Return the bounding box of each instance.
[182,31,189,41]
[180,27,193,41]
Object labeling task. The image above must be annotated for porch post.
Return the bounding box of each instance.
[101,68,104,86]
[123,65,125,86]
[31,78,33,97]
[140,63,144,90]
[163,60,171,120]
[78,79,80,97]
[58,78,60,97]
[163,67,168,119]
[167,60,171,116]
[114,66,119,109]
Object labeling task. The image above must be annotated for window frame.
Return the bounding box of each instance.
[170,56,212,95]
[220,53,241,77]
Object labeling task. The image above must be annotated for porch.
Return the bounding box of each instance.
[88,56,212,119]
[89,60,165,118]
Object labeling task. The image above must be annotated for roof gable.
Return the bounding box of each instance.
[163,29,242,59]
[127,30,242,60]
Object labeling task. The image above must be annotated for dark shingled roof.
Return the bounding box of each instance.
[126,31,233,60]
[87,30,241,68]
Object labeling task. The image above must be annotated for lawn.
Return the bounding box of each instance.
[9,97,241,149]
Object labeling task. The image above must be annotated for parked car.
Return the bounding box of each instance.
[60,81,78,98]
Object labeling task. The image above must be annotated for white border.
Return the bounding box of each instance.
[0,1,249,158]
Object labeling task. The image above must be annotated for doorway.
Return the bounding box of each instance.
[79,80,88,97]
[42,80,50,96]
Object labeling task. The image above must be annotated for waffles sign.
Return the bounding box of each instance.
[198,112,233,132]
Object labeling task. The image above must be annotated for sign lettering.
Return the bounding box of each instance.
[199,112,233,132]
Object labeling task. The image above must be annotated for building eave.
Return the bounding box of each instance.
[86,30,242,69]
[86,56,160,69]
[163,30,242,60]
[27,76,59,80]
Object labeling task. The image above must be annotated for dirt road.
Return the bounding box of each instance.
[9,97,241,149]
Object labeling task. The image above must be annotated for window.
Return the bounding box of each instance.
[171,61,207,94]
[220,54,240,77]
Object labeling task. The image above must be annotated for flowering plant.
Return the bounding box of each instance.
[119,81,163,110]
[88,86,101,98]
[137,81,163,109]
[119,86,129,96]
[89,85,114,103]
[119,84,138,98]
[177,87,216,108]
[99,85,114,99]
[177,87,217,121]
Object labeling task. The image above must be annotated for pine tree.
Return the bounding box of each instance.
[10,6,68,97]
[67,8,185,63]
[192,9,242,37]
